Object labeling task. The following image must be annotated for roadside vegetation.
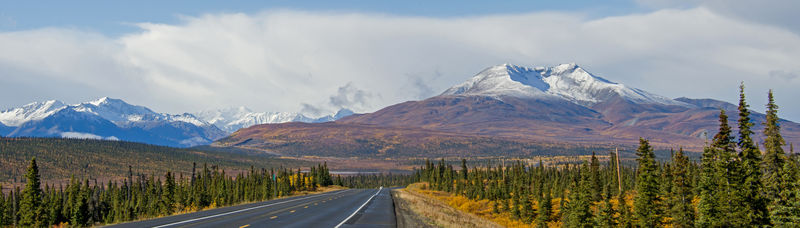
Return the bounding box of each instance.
[393,183,502,228]
[0,137,313,182]
[0,161,337,227]
[403,86,800,227]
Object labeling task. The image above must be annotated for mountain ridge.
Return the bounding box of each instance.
[194,107,354,133]
[0,97,355,147]
[220,63,800,157]
[0,97,226,147]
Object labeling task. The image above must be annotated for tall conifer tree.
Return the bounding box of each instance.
[19,157,43,227]
[590,152,601,201]
[564,162,595,227]
[712,109,746,226]
[536,188,552,228]
[595,185,616,227]
[763,89,787,202]
[670,148,694,228]
[736,83,769,225]
[769,161,800,225]
[633,138,661,227]
[0,184,6,226]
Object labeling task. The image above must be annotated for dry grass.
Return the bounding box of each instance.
[394,183,502,228]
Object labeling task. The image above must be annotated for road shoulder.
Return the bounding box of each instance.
[392,189,435,228]
[391,183,501,228]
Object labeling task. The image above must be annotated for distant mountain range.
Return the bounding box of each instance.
[218,63,800,157]
[194,107,353,133]
[0,97,352,147]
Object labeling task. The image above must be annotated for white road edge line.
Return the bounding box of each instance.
[334,187,382,228]
[152,189,350,228]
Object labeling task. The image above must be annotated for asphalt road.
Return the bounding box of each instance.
[106,187,395,228]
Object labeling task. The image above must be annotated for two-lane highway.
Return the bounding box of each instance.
[106,187,395,228]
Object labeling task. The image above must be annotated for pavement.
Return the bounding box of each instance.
[105,187,395,228]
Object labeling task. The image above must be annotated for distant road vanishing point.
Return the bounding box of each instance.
[106,188,394,228]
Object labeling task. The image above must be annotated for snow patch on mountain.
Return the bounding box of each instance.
[442,64,552,99]
[165,113,211,127]
[442,63,690,107]
[196,107,355,133]
[0,100,67,126]
[0,97,225,147]
[73,97,163,125]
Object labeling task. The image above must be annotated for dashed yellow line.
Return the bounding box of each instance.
[270,216,278,219]
[290,210,296,213]
[304,206,309,208]
[240,225,250,228]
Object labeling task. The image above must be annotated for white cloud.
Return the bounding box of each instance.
[635,0,800,33]
[1,8,799,120]
[60,132,119,140]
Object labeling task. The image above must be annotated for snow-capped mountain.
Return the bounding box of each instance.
[442,63,688,107]
[331,62,800,149]
[0,97,226,147]
[195,107,354,133]
[0,100,68,127]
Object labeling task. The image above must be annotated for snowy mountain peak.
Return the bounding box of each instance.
[89,96,110,106]
[75,97,158,124]
[195,107,355,133]
[0,97,225,147]
[334,109,355,119]
[442,63,688,107]
[0,100,68,126]
[441,64,550,98]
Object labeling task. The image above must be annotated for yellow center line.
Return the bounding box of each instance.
[270,216,278,219]
[304,206,308,208]
[239,225,250,228]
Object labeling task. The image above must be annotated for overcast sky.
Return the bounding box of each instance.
[1,0,799,120]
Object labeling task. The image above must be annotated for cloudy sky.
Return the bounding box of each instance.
[1,0,799,120]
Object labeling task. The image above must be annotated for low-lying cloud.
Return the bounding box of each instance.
[1,7,799,120]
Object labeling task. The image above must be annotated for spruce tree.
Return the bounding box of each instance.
[594,185,616,227]
[19,157,43,227]
[521,189,533,224]
[590,152,602,201]
[670,148,694,228]
[736,82,769,225]
[71,180,88,227]
[511,188,521,220]
[618,189,633,228]
[0,184,6,226]
[535,188,552,228]
[763,89,787,203]
[461,159,468,180]
[564,162,595,227]
[711,109,746,226]
[660,163,673,215]
[768,161,800,225]
[697,139,719,226]
[161,172,176,215]
[633,138,661,227]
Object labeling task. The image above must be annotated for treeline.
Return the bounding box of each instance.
[418,85,800,227]
[335,173,417,189]
[0,161,335,227]
[0,137,312,181]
